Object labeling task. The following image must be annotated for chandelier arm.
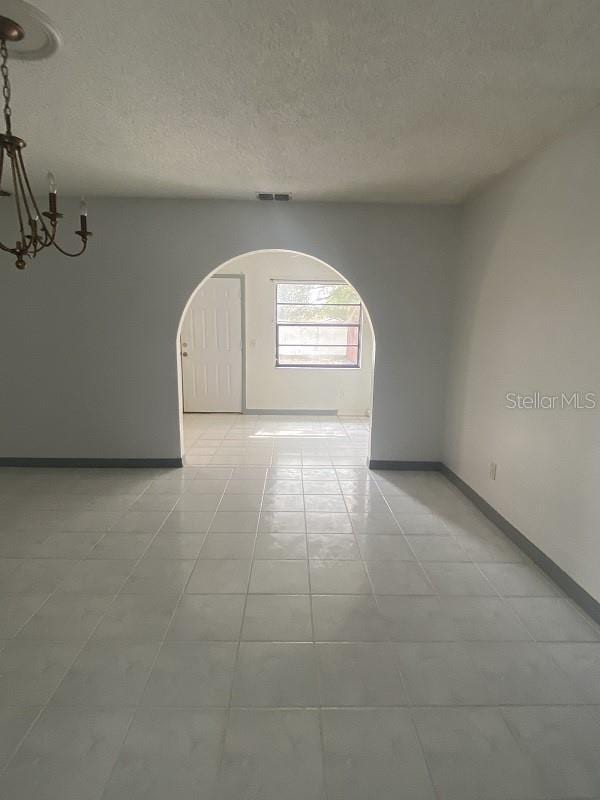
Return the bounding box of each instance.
[0,240,18,254]
[14,224,35,255]
[13,149,37,236]
[51,237,88,258]
[35,217,56,248]
[8,147,27,248]
[5,156,42,259]
[17,159,57,254]
[16,149,55,243]
[31,228,45,256]
[42,221,58,247]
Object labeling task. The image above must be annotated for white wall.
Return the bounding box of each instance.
[193,251,374,414]
[445,108,600,602]
[0,200,457,462]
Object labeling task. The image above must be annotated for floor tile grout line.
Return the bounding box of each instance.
[92,568,195,797]
[397,496,532,605]
[375,475,545,643]
[495,704,553,797]
[95,505,176,568]
[3,696,600,708]
[0,506,161,775]
[543,641,600,699]
[407,706,444,800]
[0,575,131,778]
[306,524,330,800]
[92,470,239,798]
[0,468,231,779]
[6,632,598,645]
[213,468,264,788]
[2,589,53,637]
[368,479,443,623]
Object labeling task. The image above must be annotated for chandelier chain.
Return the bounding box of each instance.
[1,37,11,134]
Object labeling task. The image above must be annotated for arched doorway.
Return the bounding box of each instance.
[176,249,376,464]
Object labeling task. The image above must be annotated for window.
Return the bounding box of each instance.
[275,282,362,367]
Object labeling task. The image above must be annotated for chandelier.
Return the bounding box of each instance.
[0,15,91,269]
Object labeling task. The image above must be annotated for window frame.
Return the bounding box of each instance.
[274,280,363,369]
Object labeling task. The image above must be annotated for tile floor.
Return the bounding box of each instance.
[0,413,599,799]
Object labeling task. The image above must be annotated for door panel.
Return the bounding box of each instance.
[181,276,243,412]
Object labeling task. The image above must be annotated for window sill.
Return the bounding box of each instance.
[275,365,361,370]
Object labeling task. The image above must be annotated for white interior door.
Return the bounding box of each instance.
[181,276,243,412]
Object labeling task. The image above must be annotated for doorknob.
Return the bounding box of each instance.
[182,352,188,357]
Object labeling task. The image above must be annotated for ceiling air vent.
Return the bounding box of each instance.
[256,192,292,201]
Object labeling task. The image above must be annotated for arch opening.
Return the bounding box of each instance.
[176,249,376,464]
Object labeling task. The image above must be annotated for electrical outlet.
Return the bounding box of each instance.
[489,461,497,480]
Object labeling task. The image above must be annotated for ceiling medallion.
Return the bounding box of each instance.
[0,15,91,270]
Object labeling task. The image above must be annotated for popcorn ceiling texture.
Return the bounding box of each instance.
[12,0,600,201]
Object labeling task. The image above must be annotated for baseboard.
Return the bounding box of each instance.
[441,464,600,626]
[369,460,443,471]
[244,408,338,416]
[0,457,183,468]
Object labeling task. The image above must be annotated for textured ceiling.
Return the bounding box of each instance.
[6,0,600,202]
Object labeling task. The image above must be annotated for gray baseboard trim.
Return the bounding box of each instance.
[244,408,338,416]
[441,464,600,626]
[369,460,443,471]
[0,458,183,468]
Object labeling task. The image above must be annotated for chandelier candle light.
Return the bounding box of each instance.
[0,15,91,269]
